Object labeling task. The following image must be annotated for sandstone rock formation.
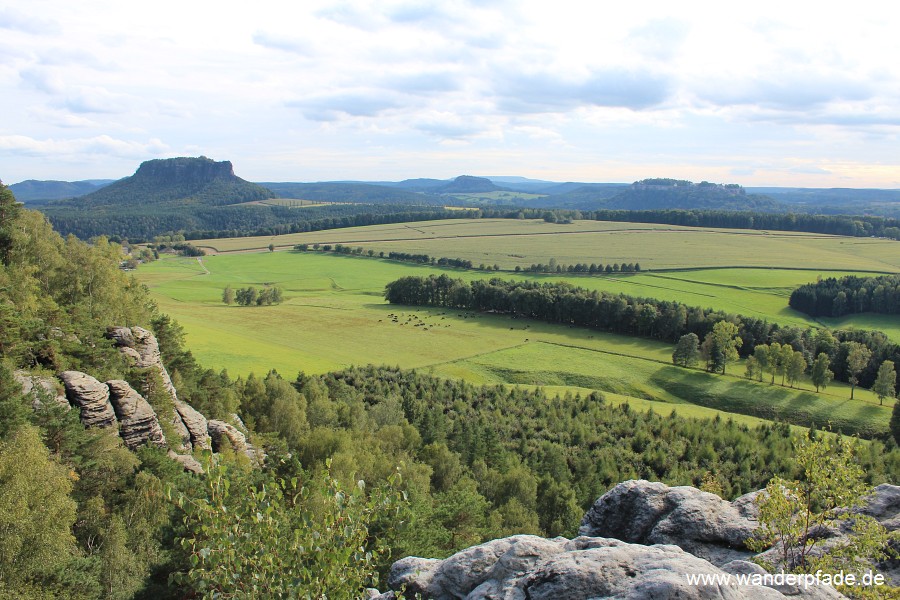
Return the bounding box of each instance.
[59,371,117,428]
[175,400,211,451]
[167,449,204,475]
[14,370,69,410]
[106,380,166,450]
[380,535,843,600]
[208,419,263,465]
[579,479,759,566]
[107,326,178,403]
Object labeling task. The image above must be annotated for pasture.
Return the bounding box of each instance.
[192,218,900,273]
[137,248,895,436]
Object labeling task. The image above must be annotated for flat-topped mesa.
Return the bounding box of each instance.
[106,380,167,450]
[133,156,235,183]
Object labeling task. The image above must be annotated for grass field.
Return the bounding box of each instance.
[137,250,896,436]
[192,218,900,273]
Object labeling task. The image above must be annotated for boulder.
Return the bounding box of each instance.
[175,400,211,451]
[167,449,204,475]
[14,370,69,410]
[579,479,758,565]
[59,371,117,428]
[106,380,166,450]
[208,419,263,465]
[384,535,843,600]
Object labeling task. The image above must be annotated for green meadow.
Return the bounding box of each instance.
[137,245,896,436]
[194,218,900,273]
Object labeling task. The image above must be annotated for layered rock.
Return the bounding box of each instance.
[208,420,263,465]
[381,535,842,600]
[14,370,69,410]
[167,450,204,475]
[107,326,178,403]
[175,400,211,451]
[59,371,117,428]
[106,380,166,450]
[579,479,759,566]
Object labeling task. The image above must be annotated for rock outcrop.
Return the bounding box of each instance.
[107,326,178,403]
[14,370,69,410]
[175,400,211,451]
[381,535,843,600]
[208,420,263,465]
[167,450,204,475]
[106,380,167,450]
[59,371,117,428]
[579,479,759,566]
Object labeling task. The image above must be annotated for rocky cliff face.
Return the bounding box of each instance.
[17,324,262,474]
[133,156,236,183]
[373,480,900,599]
[106,379,167,450]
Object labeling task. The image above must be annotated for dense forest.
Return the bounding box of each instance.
[384,275,900,395]
[790,274,900,317]
[3,180,900,597]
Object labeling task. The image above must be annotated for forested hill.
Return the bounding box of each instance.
[541,179,783,211]
[9,179,114,203]
[59,156,275,208]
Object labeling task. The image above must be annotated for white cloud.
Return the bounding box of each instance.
[1,1,899,187]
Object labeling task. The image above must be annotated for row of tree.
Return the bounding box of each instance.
[519,261,641,274]
[293,243,488,270]
[789,274,900,317]
[222,285,284,306]
[672,334,898,404]
[385,275,900,395]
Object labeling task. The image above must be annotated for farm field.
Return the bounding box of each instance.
[192,218,900,273]
[137,249,895,436]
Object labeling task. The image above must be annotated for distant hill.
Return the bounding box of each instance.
[436,175,505,194]
[66,156,275,208]
[602,179,782,211]
[260,182,436,204]
[9,179,114,203]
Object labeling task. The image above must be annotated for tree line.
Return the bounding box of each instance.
[293,243,490,270]
[789,274,900,317]
[384,274,900,395]
[471,207,900,240]
[222,285,284,306]
[520,260,640,274]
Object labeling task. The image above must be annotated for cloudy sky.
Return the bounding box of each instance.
[2,1,899,187]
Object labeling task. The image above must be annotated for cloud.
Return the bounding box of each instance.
[788,165,832,175]
[19,67,65,94]
[0,134,169,159]
[287,91,402,121]
[252,31,315,56]
[696,74,873,111]
[385,1,448,25]
[385,71,461,95]
[493,68,672,113]
[0,7,60,34]
[314,3,381,30]
[63,87,131,114]
[627,18,690,61]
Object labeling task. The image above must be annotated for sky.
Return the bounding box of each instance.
[2,1,899,188]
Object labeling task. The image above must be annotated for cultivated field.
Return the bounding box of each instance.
[137,247,896,436]
[192,218,900,273]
